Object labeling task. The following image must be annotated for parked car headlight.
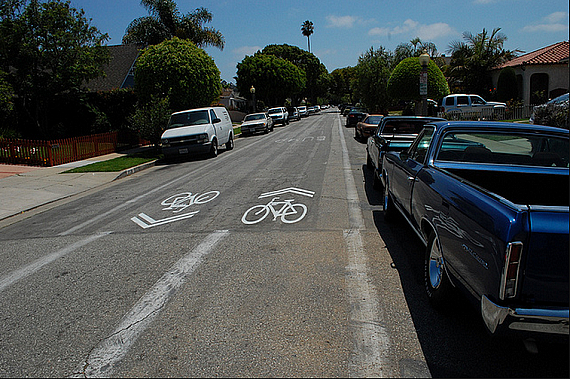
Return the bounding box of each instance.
[197,133,208,143]
[161,139,170,147]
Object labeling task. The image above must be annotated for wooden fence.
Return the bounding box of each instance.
[0,131,119,167]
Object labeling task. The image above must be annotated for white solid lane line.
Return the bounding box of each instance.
[0,232,111,293]
[76,230,229,378]
[336,116,391,378]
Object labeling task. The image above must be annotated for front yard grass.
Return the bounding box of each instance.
[63,150,161,173]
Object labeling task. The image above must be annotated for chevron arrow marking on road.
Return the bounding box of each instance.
[131,211,199,229]
[258,187,315,199]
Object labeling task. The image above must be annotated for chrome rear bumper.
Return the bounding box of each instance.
[481,295,569,336]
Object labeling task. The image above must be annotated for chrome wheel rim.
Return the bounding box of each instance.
[428,239,443,289]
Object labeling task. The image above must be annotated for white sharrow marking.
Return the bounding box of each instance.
[337,117,391,377]
[77,230,229,378]
[0,232,110,293]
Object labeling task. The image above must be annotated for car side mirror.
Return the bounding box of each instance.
[212,118,221,124]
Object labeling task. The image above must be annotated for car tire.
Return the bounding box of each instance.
[366,153,373,169]
[226,134,234,150]
[209,139,218,158]
[372,170,382,190]
[424,231,453,309]
[383,180,396,221]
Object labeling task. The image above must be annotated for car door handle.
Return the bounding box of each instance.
[407,176,418,182]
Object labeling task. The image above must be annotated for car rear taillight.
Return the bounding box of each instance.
[500,242,523,300]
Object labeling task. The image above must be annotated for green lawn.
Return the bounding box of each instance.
[63,151,160,173]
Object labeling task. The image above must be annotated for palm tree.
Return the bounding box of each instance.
[447,28,517,95]
[301,20,314,53]
[122,0,224,49]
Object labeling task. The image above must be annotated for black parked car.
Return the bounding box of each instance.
[345,107,368,127]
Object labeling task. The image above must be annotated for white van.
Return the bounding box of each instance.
[160,107,234,159]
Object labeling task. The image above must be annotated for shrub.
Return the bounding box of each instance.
[532,99,569,129]
[496,67,518,102]
[387,57,449,102]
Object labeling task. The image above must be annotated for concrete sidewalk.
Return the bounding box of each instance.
[0,147,157,221]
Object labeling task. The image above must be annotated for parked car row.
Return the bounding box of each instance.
[159,104,330,161]
[359,113,568,351]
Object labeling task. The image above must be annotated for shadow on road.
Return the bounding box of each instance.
[361,164,569,378]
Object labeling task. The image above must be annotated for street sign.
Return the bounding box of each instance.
[420,71,428,96]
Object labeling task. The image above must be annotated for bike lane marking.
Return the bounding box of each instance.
[75,230,229,378]
[241,187,314,225]
[336,115,391,377]
[131,191,220,229]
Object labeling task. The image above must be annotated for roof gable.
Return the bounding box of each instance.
[86,44,140,92]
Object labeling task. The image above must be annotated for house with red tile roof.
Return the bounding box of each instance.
[491,41,569,105]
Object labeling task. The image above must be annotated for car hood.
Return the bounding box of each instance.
[242,119,266,126]
[161,124,210,139]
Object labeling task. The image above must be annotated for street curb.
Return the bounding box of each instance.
[113,159,158,181]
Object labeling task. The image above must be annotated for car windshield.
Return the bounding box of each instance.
[244,114,265,121]
[437,132,569,167]
[268,109,281,114]
[382,121,430,134]
[365,116,383,124]
[167,110,209,128]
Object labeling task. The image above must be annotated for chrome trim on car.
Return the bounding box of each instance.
[481,295,569,335]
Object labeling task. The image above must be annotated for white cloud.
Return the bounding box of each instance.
[326,15,359,28]
[522,12,569,33]
[233,46,261,57]
[368,19,455,40]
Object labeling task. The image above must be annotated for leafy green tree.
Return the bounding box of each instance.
[123,0,224,49]
[387,57,449,103]
[0,69,15,136]
[261,44,329,104]
[301,20,314,53]
[447,28,517,95]
[329,67,356,104]
[235,53,305,107]
[394,38,438,64]
[134,37,221,111]
[0,0,110,138]
[354,47,393,113]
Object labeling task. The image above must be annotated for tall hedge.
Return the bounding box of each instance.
[135,37,221,111]
[387,57,449,101]
[496,67,519,102]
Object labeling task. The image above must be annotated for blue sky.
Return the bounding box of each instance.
[69,0,569,83]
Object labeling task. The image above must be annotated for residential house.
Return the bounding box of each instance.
[86,44,140,91]
[491,41,569,105]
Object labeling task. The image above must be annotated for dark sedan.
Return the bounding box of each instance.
[366,116,445,189]
[345,107,368,127]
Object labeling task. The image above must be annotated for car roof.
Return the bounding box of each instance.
[429,120,569,136]
[381,116,446,121]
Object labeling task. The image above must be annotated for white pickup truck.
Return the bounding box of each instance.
[439,94,506,118]
[160,107,234,159]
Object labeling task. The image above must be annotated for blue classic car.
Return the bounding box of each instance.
[381,121,569,347]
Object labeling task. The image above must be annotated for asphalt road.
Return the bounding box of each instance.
[0,110,567,378]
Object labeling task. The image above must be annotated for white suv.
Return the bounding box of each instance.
[267,107,289,125]
[440,94,506,117]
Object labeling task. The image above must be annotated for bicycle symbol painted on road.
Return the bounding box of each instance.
[241,187,315,225]
[132,190,219,229]
[161,191,220,212]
